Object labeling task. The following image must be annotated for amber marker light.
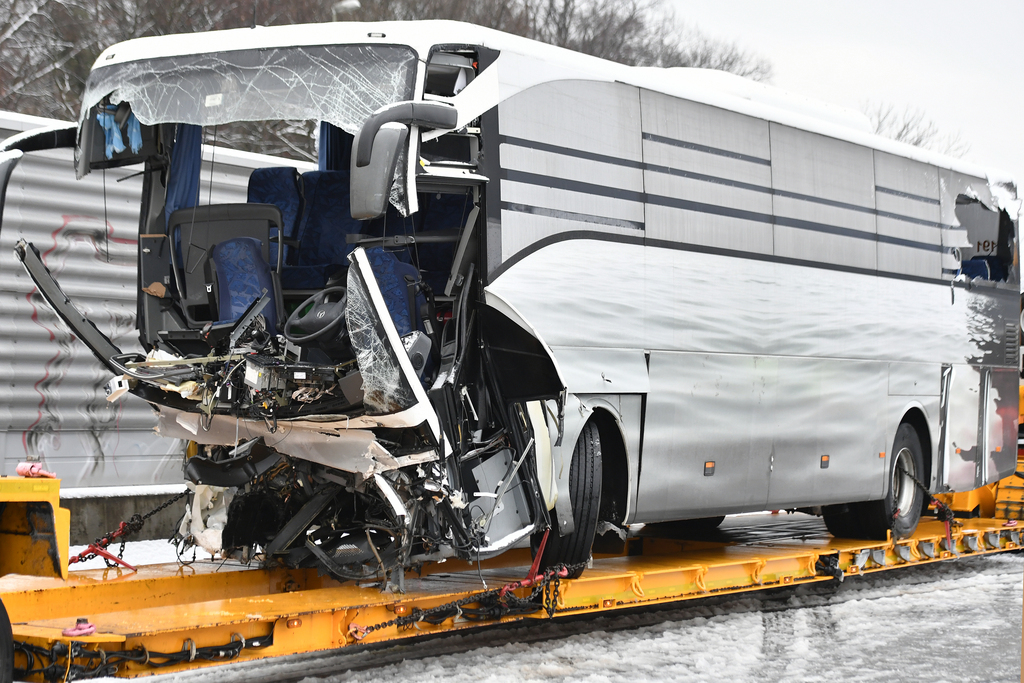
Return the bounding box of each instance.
[394,605,409,616]
[286,618,302,629]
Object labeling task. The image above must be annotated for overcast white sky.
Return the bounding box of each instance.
[669,0,1023,193]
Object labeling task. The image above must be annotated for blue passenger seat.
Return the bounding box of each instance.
[412,192,470,293]
[365,246,426,337]
[281,170,369,289]
[247,167,303,268]
[960,255,1006,281]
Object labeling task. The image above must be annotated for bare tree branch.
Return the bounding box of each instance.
[0,0,51,46]
[865,101,970,158]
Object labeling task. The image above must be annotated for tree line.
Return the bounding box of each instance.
[0,0,771,121]
[1,0,965,158]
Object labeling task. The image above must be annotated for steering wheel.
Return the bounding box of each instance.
[283,286,348,344]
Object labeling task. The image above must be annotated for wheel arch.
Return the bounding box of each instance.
[586,405,629,526]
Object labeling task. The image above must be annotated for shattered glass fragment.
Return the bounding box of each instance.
[388,142,411,217]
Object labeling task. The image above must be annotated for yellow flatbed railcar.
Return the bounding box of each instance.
[2,463,1023,681]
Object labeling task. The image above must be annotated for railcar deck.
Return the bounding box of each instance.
[2,499,1020,680]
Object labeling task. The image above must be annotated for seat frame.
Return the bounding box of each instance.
[167,203,284,328]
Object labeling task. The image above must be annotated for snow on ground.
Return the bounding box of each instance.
[61,484,188,499]
[69,539,204,571]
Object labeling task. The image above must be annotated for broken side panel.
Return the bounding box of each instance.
[942,364,983,491]
[940,364,1018,490]
[986,367,1019,484]
[940,168,1019,286]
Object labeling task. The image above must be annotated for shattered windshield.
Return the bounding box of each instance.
[80,44,418,136]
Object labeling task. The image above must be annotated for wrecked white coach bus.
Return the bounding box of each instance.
[0,21,1018,582]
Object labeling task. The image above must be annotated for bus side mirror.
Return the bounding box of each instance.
[350,122,409,220]
[350,101,457,220]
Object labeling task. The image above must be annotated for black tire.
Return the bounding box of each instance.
[822,503,859,538]
[680,515,726,532]
[826,423,926,540]
[1,597,12,683]
[535,420,602,578]
[641,515,726,539]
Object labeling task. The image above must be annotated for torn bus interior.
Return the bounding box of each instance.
[3,42,568,587]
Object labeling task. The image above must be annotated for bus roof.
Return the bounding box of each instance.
[88,20,1015,196]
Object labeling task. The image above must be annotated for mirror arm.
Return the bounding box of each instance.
[354,101,457,167]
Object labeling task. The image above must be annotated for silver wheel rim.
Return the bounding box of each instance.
[892,447,916,518]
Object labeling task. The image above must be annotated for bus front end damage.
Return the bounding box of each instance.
[0,34,567,581]
[15,231,564,584]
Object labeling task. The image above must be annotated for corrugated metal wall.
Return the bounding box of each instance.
[0,111,313,487]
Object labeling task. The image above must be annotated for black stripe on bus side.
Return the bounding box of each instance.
[502,168,645,203]
[774,188,948,229]
[645,193,771,224]
[644,162,770,196]
[488,229,964,289]
[649,165,949,230]
[642,132,772,166]
[500,136,950,230]
[875,209,950,229]
[643,193,946,254]
[876,185,941,205]
[499,135,643,169]
[502,171,947,255]
[772,213,946,252]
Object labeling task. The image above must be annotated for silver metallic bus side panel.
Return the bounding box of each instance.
[496,80,645,261]
[487,76,1017,523]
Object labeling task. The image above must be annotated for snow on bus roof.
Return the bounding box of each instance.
[89,20,1015,194]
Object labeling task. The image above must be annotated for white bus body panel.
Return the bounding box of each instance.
[484,77,1018,523]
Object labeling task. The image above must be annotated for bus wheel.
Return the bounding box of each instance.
[880,423,927,539]
[535,420,602,578]
[1,597,13,683]
[840,423,926,540]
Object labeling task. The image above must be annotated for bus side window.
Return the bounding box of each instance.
[955,197,1012,281]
